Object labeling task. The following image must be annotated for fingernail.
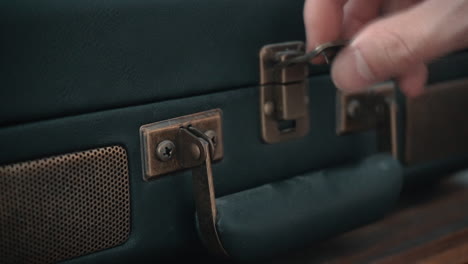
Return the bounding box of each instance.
[331,46,376,92]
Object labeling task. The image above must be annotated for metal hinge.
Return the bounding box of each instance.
[140,109,228,257]
[140,109,223,179]
[177,125,228,257]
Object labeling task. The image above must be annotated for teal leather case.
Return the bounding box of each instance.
[1,0,468,262]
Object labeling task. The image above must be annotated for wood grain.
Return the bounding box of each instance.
[377,229,468,264]
[272,171,468,263]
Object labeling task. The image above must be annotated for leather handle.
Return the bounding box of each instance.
[195,154,403,261]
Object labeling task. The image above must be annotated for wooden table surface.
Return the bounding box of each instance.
[273,170,468,263]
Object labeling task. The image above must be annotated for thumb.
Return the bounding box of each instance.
[331,0,468,97]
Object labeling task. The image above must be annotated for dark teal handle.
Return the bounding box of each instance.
[198,154,403,261]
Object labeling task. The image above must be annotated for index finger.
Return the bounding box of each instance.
[304,0,348,53]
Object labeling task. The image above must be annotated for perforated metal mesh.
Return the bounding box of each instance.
[0,146,130,264]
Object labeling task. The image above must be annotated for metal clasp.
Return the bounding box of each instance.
[259,40,348,144]
[278,40,348,67]
[178,126,228,258]
[259,42,310,143]
[259,40,398,157]
[336,82,399,158]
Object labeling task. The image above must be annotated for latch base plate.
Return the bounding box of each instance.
[336,82,398,157]
[140,109,223,180]
[259,41,310,144]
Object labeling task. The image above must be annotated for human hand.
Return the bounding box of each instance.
[304,0,468,97]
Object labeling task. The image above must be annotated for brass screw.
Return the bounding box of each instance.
[156,140,175,162]
[264,101,274,115]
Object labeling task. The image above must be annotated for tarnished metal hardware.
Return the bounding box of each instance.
[259,41,310,143]
[156,140,176,161]
[141,110,227,256]
[405,78,468,165]
[259,40,348,144]
[336,78,468,164]
[336,82,398,157]
[277,40,348,67]
[179,126,228,258]
[140,109,223,180]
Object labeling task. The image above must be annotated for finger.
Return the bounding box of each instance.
[343,0,385,39]
[331,0,468,94]
[304,0,348,63]
[382,0,423,13]
[398,63,428,98]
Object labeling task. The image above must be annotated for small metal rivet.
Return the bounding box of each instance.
[347,99,361,118]
[190,143,201,160]
[156,140,175,162]
[264,101,274,115]
[204,130,217,147]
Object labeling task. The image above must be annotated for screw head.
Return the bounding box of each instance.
[156,140,175,162]
[264,101,274,116]
[204,130,217,147]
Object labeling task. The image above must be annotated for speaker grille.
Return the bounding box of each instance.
[0,146,130,264]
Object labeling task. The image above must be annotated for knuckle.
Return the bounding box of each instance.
[359,25,417,78]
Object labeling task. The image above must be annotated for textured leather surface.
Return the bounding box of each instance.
[0,0,328,126]
[0,64,467,263]
[2,1,468,127]
[0,73,466,263]
[0,76,378,262]
[213,154,403,261]
[1,1,468,262]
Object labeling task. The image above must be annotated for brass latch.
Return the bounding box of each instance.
[259,42,310,143]
[259,41,348,144]
[259,41,399,156]
[336,82,398,158]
